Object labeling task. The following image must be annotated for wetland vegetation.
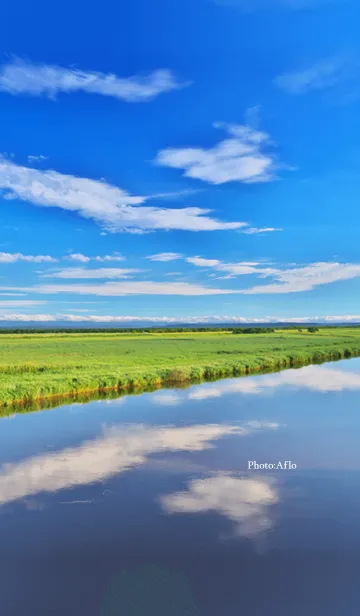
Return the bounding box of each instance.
[1,326,360,412]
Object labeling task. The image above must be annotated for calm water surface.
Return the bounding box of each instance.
[1,358,360,615]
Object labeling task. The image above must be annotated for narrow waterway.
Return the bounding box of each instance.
[1,358,360,615]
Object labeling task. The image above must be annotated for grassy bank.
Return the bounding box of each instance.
[1,327,360,411]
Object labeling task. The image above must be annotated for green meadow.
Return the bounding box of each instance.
[1,327,360,411]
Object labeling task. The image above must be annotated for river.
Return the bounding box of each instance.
[1,358,360,615]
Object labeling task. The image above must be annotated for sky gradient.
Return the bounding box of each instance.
[1,0,360,323]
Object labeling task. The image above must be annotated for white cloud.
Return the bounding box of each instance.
[186,256,276,277]
[0,58,189,102]
[0,313,359,323]
[275,56,350,95]
[242,262,360,294]
[146,252,183,262]
[68,253,125,263]
[241,227,282,235]
[27,154,48,163]
[0,157,243,232]
[5,281,240,296]
[0,252,57,263]
[0,314,56,321]
[68,253,90,263]
[185,257,360,293]
[41,267,141,279]
[155,122,279,184]
[95,254,125,262]
[160,474,278,537]
[0,300,46,307]
[0,423,241,506]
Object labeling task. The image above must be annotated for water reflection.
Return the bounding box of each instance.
[160,474,278,538]
[186,363,360,400]
[2,358,360,615]
[0,421,278,506]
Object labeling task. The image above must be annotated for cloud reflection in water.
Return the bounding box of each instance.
[0,422,278,506]
[160,474,278,538]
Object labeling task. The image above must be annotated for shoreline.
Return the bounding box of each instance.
[2,346,359,416]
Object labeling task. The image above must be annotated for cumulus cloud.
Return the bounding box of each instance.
[160,474,278,537]
[68,253,91,263]
[275,56,351,95]
[0,423,242,506]
[0,157,243,233]
[0,58,189,102]
[155,122,280,184]
[0,252,57,263]
[40,267,141,280]
[146,253,183,262]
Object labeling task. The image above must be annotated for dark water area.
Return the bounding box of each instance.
[1,358,360,615]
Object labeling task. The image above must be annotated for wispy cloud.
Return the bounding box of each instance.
[146,252,183,262]
[241,227,282,235]
[242,262,360,294]
[186,256,276,277]
[155,122,281,184]
[186,256,360,293]
[275,56,352,95]
[3,281,241,296]
[0,252,57,263]
[0,58,189,102]
[41,267,141,280]
[27,154,48,163]
[0,157,243,233]
[0,300,46,307]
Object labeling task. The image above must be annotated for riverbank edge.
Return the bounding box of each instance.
[1,344,360,415]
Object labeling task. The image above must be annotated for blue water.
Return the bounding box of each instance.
[1,358,360,615]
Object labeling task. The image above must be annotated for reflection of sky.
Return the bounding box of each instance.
[189,363,360,400]
[2,359,360,616]
[0,421,278,506]
[2,358,360,509]
[160,474,278,538]
[148,361,360,403]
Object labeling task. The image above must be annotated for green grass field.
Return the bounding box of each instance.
[1,327,360,411]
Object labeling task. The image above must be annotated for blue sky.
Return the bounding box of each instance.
[0,0,360,324]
